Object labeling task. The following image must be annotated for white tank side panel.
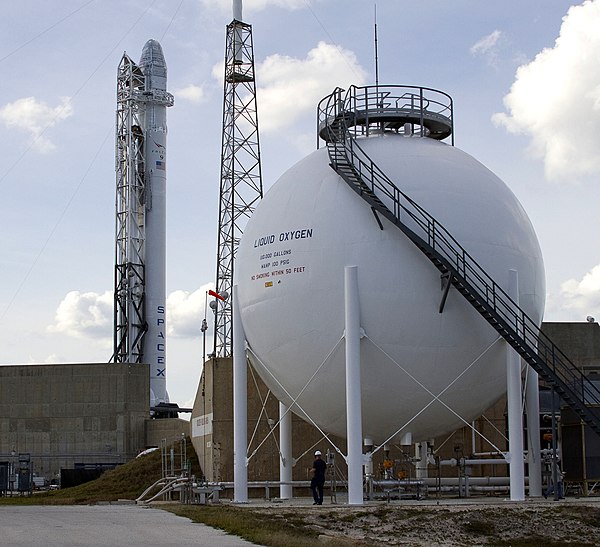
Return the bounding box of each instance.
[236,134,545,443]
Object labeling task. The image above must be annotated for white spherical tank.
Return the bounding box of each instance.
[236,131,545,444]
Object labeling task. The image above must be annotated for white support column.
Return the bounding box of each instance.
[526,368,542,497]
[345,266,364,505]
[279,401,293,500]
[506,269,525,501]
[232,284,248,502]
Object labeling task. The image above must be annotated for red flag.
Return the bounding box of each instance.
[209,289,225,301]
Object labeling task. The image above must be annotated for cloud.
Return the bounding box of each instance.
[167,284,214,338]
[255,41,367,134]
[558,264,600,319]
[0,96,73,153]
[48,286,215,341]
[200,0,307,14]
[469,30,502,57]
[175,84,207,104]
[48,290,112,339]
[492,0,600,181]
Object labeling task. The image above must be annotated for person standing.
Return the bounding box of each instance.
[311,450,327,505]
[544,458,565,500]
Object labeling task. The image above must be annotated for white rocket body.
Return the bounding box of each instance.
[139,40,171,406]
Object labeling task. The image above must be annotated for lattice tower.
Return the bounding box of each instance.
[114,53,147,363]
[213,18,263,357]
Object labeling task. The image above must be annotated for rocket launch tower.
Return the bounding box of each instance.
[114,40,173,408]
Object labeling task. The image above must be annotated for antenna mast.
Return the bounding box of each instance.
[213,0,263,358]
[374,4,379,90]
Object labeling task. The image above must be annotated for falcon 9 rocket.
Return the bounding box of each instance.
[139,39,172,407]
[114,39,173,409]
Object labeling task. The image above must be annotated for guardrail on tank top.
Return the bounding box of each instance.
[317,85,600,431]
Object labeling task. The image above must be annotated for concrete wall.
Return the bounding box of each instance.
[190,323,600,490]
[0,363,149,480]
[542,322,600,373]
[191,357,347,486]
[145,418,190,448]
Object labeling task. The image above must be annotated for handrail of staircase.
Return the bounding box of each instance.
[317,86,600,417]
[317,84,454,147]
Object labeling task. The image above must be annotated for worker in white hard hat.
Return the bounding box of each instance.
[310,450,326,505]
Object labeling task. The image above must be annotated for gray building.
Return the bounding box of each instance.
[0,362,188,482]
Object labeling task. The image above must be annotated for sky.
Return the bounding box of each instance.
[1,0,599,411]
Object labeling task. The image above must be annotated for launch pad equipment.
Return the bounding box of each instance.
[114,40,173,407]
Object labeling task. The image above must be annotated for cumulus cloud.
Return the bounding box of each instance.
[255,41,367,134]
[48,286,216,341]
[175,84,207,103]
[0,96,73,153]
[492,0,600,181]
[167,285,214,338]
[558,264,600,319]
[48,290,112,339]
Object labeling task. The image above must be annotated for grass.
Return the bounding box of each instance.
[0,438,200,506]
[163,505,367,547]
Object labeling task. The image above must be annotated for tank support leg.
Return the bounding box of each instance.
[345,265,364,505]
[506,269,525,501]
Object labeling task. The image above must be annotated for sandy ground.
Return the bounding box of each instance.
[246,496,600,546]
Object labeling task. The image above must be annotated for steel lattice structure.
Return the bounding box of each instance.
[213,18,263,358]
[114,53,147,363]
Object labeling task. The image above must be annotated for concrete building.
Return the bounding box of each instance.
[0,362,188,483]
[191,357,346,488]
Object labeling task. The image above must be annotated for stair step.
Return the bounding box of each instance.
[328,131,600,434]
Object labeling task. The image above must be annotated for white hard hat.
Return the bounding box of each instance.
[315,450,322,456]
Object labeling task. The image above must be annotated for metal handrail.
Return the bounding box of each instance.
[318,86,600,432]
[317,85,453,147]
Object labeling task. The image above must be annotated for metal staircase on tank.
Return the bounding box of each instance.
[317,84,600,436]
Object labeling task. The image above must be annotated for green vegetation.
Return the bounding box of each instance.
[163,505,365,547]
[0,438,200,505]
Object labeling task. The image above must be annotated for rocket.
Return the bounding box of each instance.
[138,39,173,407]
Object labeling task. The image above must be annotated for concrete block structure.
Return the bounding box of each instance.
[0,363,149,480]
[191,357,346,488]
[542,322,600,374]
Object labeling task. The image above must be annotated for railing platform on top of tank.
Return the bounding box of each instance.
[317,85,454,146]
[318,85,600,434]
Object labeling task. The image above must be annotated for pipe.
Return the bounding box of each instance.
[438,458,508,467]
[424,476,524,486]
[372,479,425,488]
